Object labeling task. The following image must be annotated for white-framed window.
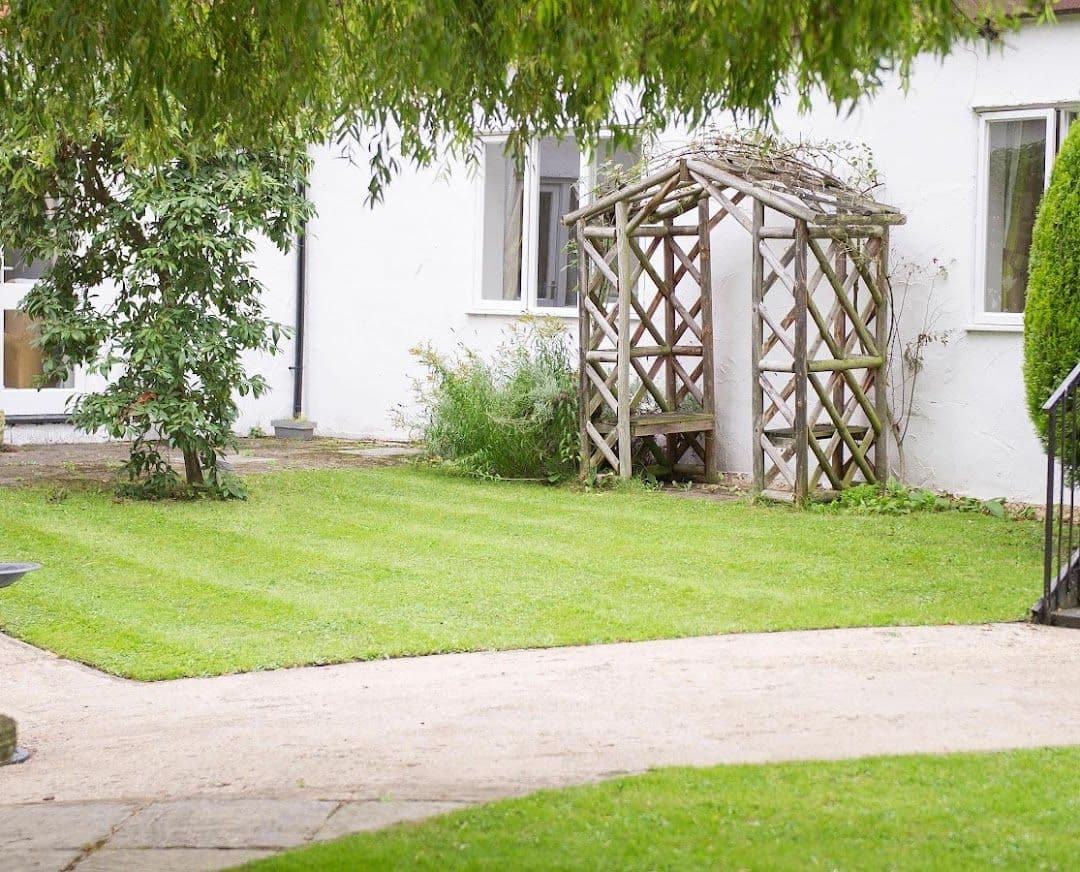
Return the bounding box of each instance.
[475,134,639,316]
[973,106,1077,329]
[0,247,75,413]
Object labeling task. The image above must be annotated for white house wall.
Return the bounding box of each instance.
[293,147,528,441]
[234,233,301,435]
[232,16,1078,502]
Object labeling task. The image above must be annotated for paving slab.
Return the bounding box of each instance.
[74,848,275,872]
[313,800,466,841]
[0,802,138,850]
[109,799,337,849]
[1,850,82,872]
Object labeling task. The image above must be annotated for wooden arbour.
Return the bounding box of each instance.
[563,141,905,502]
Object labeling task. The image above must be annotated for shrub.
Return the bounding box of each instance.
[1025,120,1080,452]
[408,317,578,481]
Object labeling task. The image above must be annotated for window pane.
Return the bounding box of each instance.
[536,136,582,309]
[3,310,62,388]
[564,186,579,307]
[3,248,48,282]
[481,142,524,302]
[1059,109,1077,153]
[984,117,1047,314]
[536,189,554,304]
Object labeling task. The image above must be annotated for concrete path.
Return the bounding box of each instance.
[4,622,1080,871]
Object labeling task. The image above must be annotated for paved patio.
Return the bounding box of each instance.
[4,622,1080,871]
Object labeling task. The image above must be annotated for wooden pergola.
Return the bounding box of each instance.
[563,139,905,503]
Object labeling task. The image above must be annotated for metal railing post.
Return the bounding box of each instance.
[1044,405,1057,616]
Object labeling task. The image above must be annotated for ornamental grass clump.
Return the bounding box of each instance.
[1025,119,1080,468]
[409,317,578,481]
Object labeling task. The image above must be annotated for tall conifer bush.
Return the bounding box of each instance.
[1025,122,1080,449]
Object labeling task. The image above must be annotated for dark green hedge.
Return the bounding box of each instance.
[1025,121,1080,443]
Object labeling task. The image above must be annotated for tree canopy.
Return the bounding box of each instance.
[0,115,311,496]
[0,1,1053,186]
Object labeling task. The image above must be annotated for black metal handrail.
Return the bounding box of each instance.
[1039,361,1080,621]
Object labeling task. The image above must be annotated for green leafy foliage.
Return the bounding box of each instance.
[817,480,1009,518]
[407,318,578,481]
[1025,118,1080,460]
[0,3,1051,189]
[0,119,313,496]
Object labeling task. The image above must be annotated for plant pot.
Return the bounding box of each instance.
[271,418,316,441]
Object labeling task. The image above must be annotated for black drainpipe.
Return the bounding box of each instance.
[292,180,308,417]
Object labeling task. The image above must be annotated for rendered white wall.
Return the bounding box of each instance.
[235,18,1077,500]
[295,145,546,441]
[234,234,302,436]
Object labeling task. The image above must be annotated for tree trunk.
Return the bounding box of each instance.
[183,449,204,486]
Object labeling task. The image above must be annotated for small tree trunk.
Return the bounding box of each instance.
[183,449,204,486]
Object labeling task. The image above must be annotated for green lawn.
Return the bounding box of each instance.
[240,748,1080,871]
[0,466,1041,680]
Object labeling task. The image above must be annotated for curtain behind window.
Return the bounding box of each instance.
[502,174,524,300]
[985,118,1046,314]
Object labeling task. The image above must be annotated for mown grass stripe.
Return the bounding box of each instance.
[0,466,1042,679]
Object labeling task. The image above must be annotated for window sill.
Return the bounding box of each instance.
[466,306,580,320]
[0,387,77,393]
[966,321,1024,334]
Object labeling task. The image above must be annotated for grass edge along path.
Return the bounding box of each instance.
[240,747,1080,871]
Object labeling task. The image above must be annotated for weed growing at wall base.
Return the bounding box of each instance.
[406,317,578,482]
[817,480,1009,518]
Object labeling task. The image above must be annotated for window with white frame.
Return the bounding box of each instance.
[1,247,72,401]
[479,135,639,313]
[975,107,1076,326]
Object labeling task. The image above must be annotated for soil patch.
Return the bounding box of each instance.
[0,437,416,488]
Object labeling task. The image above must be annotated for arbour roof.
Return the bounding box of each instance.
[564,135,906,229]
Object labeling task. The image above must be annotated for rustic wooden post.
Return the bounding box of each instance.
[698,195,718,482]
[793,219,810,504]
[615,200,633,479]
[874,227,890,484]
[750,200,765,494]
[576,219,591,480]
[664,218,677,473]
[832,243,848,482]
